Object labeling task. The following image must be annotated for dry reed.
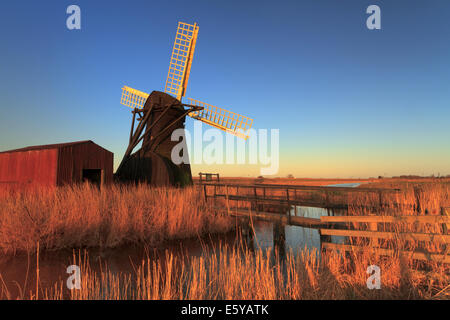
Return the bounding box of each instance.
[20,244,449,300]
[0,183,234,254]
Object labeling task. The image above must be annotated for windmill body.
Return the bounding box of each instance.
[116,91,194,186]
[116,22,253,186]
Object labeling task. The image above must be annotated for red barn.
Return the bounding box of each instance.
[0,140,113,189]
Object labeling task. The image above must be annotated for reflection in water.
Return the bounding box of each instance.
[249,182,361,254]
[250,206,347,253]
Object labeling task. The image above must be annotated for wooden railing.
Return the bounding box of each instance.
[320,207,450,264]
[205,182,450,264]
[201,182,403,211]
[198,173,220,184]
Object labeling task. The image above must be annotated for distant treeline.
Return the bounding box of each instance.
[376,175,450,179]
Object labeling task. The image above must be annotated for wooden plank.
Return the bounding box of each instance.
[225,185,230,215]
[253,183,400,193]
[325,189,330,207]
[321,215,450,224]
[368,218,378,246]
[253,186,258,210]
[286,188,291,224]
[214,194,332,207]
[229,209,286,224]
[273,220,286,251]
[320,228,450,243]
[200,182,400,193]
[215,207,326,228]
[209,192,413,212]
[322,242,450,264]
[279,215,326,228]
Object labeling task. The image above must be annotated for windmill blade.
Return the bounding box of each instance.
[121,86,149,109]
[164,22,199,101]
[186,98,253,140]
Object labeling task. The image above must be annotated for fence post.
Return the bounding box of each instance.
[236,186,240,209]
[254,186,258,212]
[203,184,207,201]
[441,207,449,235]
[319,229,331,253]
[325,190,330,208]
[263,187,266,212]
[378,190,383,209]
[286,188,291,224]
[273,207,286,258]
[441,207,449,257]
[226,185,230,215]
[368,217,378,247]
[414,187,421,213]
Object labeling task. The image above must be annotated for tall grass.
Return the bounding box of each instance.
[359,178,450,214]
[0,184,234,254]
[18,244,449,300]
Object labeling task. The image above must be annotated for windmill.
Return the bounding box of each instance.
[116,22,253,186]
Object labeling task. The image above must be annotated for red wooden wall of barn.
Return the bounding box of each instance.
[0,149,58,188]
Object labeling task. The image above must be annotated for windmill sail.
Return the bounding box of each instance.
[120,86,148,109]
[185,98,253,139]
[164,22,199,101]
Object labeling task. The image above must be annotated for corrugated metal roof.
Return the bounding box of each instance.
[0,140,110,154]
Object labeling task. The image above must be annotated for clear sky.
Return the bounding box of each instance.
[0,0,449,178]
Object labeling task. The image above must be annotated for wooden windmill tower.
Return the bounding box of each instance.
[116,22,253,186]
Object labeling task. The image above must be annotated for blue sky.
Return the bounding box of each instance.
[0,0,449,178]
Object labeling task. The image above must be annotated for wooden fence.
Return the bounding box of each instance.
[202,183,449,264]
[198,173,220,183]
[320,207,450,264]
[201,182,403,211]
